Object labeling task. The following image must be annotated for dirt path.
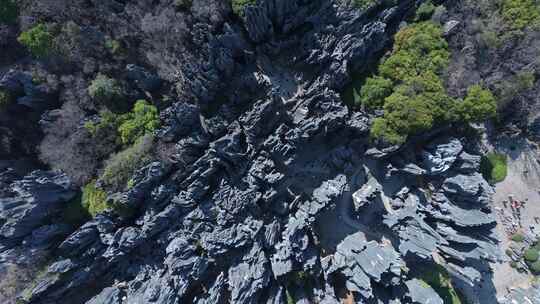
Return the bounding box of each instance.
[490,137,540,298]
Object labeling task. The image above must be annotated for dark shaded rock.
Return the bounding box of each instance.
[0,171,75,241]
[126,64,162,93]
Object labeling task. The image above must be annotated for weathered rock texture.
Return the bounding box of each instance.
[0,0,505,303]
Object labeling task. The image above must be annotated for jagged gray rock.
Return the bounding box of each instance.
[0,1,505,304]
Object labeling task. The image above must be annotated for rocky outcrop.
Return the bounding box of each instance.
[0,1,506,304]
[0,171,75,246]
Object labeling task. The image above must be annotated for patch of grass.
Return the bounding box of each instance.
[480,153,507,183]
[511,233,525,242]
[418,264,463,304]
[18,24,54,58]
[524,249,540,262]
[0,0,18,24]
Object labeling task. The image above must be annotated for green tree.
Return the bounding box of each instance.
[0,0,18,24]
[88,74,124,110]
[531,261,540,274]
[101,134,154,191]
[501,0,540,30]
[480,153,507,184]
[452,85,497,123]
[359,76,393,109]
[81,181,108,217]
[416,0,436,21]
[118,100,160,145]
[17,24,53,58]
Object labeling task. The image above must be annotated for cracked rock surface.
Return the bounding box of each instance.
[0,0,509,303]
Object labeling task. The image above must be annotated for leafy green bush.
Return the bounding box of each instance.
[524,249,540,262]
[84,110,124,140]
[417,264,463,304]
[118,100,160,145]
[501,0,540,30]
[531,261,540,274]
[232,0,256,15]
[480,153,507,183]
[81,181,108,217]
[359,22,496,144]
[511,233,525,242]
[416,0,436,21]
[497,71,536,109]
[101,134,154,191]
[359,76,393,109]
[0,0,18,24]
[17,24,53,58]
[452,85,497,123]
[88,74,124,110]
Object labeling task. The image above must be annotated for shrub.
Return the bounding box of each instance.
[105,39,122,55]
[353,0,377,9]
[100,134,154,191]
[531,261,540,274]
[17,24,53,58]
[480,153,507,183]
[88,74,124,110]
[417,264,463,304]
[511,233,525,242]
[118,100,160,145]
[524,249,540,262]
[174,0,192,10]
[363,22,496,144]
[62,192,90,226]
[0,0,18,24]
[497,71,536,109]
[0,89,11,111]
[365,22,451,144]
[501,0,540,30]
[81,181,108,217]
[359,76,393,109]
[452,85,497,123]
[416,0,436,21]
[232,0,256,16]
[84,110,125,148]
[516,71,536,90]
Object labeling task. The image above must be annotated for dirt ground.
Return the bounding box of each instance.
[490,136,540,299]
